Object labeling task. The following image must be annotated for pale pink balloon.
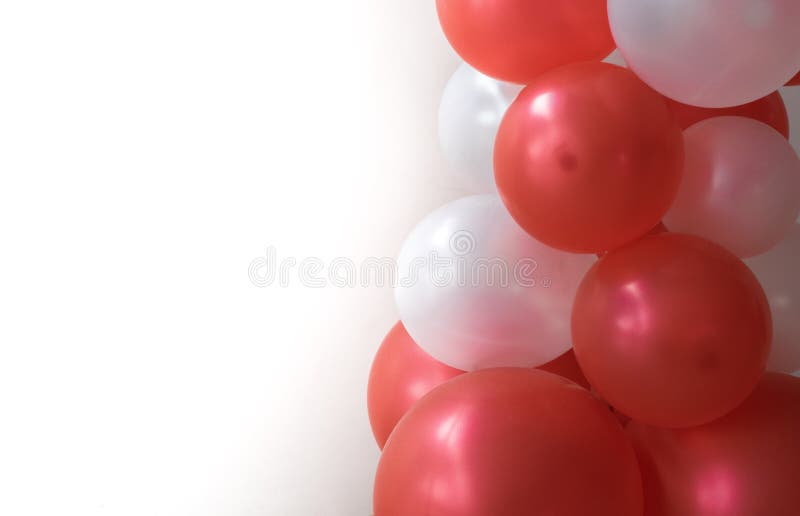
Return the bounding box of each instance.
[664,117,800,257]
[746,224,800,373]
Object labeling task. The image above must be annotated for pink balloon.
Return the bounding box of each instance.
[664,117,800,257]
[746,224,800,373]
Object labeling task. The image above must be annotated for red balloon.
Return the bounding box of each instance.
[628,373,800,515]
[368,322,462,449]
[665,92,790,138]
[537,349,591,390]
[374,368,643,516]
[495,62,684,253]
[435,0,614,84]
[787,70,800,86]
[572,233,771,428]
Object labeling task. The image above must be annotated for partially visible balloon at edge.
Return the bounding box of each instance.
[664,116,800,258]
[368,324,594,450]
[374,368,643,516]
[395,194,596,371]
[628,373,800,516]
[608,0,800,107]
[787,70,800,86]
[438,63,522,192]
[435,0,614,84]
[746,224,800,374]
[367,322,463,449]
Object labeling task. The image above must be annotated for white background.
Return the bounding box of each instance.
[1,2,799,515]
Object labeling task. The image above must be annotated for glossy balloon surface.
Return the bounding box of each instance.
[664,117,800,258]
[436,0,614,84]
[374,368,643,516]
[395,194,595,371]
[572,233,772,428]
[495,62,683,253]
[438,63,522,192]
[628,373,800,516]
[609,0,800,107]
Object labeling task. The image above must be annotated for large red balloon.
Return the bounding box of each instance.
[374,368,643,516]
[572,233,771,428]
[495,62,684,253]
[435,0,614,84]
[628,373,800,515]
[665,92,790,139]
[367,322,462,449]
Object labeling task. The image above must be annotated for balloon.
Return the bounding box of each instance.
[367,322,463,449]
[435,0,614,84]
[628,373,800,516]
[395,194,595,371]
[608,0,800,108]
[572,233,772,428]
[438,63,522,192]
[788,70,800,86]
[665,92,790,139]
[538,349,590,390]
[746,224,800,373]
[374,368,643,516]
[664,117,800,258]
[368,326,595,450]
[495,62,684,253]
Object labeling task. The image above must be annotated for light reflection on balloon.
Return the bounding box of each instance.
[494,62,683,253]
[745,224,800,372]
[628,373,800,515]
[609,0,800,107]
[572,233,772,428]
[374,369,643,516]
[664,116,800,258]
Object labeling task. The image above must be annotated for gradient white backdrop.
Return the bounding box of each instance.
[1,2,799,515]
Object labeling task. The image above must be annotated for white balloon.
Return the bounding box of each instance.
[746,224,800,373]
[608,0,800,108]
[395,194,595,371]
[438,63,522,192]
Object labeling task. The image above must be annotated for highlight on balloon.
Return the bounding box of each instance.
[368,1,800,515]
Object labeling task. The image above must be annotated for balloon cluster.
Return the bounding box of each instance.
[369,2,800,514]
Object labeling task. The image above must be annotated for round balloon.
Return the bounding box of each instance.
[495,62,684,253]
[367,322,463,449]
[664,92,790,139]
[664,117,800,258]
[435,0,614,84]
[438,63,522,192]
[628,373,800,516]
[608,0,800,107]
[572,233,772,428]
[395,195,595,371]
[746,224,800,373]
[374,368,643,516]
